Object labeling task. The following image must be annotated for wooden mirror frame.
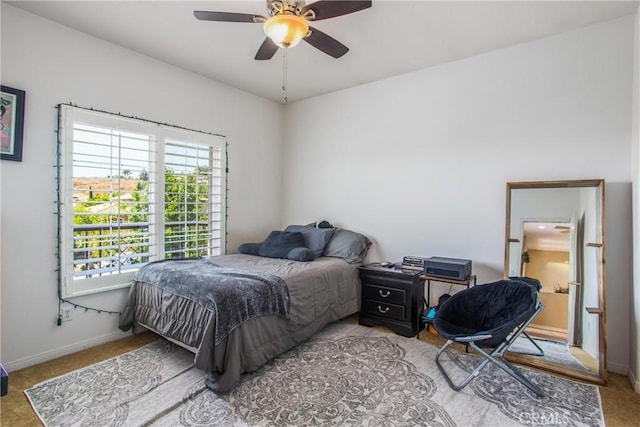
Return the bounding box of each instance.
[504,179,607,385]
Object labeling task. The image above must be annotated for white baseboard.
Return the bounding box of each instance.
[3,330,131,372]
[629,368,640,394]
[608,360,629,376]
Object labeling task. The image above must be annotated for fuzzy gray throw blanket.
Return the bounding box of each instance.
[128,258,290,344]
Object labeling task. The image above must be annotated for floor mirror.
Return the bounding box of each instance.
[504,179,607,385]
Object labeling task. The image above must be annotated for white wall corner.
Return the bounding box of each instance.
[607,361,629,376]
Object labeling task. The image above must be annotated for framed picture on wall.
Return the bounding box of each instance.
[1,85,25,162]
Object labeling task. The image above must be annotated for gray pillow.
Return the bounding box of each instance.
[284,225,335,257]
[323,229,371,264]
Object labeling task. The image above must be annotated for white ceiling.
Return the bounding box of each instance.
[7,1,639,103]
[523,222,570,252]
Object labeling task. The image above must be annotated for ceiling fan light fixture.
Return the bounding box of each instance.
[263,14,308,48]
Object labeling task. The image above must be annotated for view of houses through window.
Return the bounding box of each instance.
[59,106,226,297]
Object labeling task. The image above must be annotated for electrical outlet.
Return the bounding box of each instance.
[62,307,73,322]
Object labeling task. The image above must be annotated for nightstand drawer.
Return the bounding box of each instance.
[362,284,406,305]
[362,299,405,321]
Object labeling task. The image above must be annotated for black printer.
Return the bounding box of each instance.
[423,257,472,280]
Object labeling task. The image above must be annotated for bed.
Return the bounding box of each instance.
[119,226,369,392]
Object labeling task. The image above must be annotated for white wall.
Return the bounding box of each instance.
[282,17,634,373]
[0,5,283,370]
[631,6,640,392]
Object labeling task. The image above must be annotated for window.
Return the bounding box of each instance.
[58,106,226,297]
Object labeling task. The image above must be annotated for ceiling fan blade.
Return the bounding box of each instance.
[304,26,349,58]
[255,38,279,60]
[302,1,372,21]
[194,11,263,23]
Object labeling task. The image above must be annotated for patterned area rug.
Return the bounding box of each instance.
[25,322,604,426]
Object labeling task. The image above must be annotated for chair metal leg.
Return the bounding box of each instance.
[503,305,546,357]
[519,332,545,356]
[435,339,544,398]
[469,343,544,398]
[498,357,544,398]
[435,340,492,391]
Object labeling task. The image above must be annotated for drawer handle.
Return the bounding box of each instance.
[379,290,390,298]
[378,305,389,314]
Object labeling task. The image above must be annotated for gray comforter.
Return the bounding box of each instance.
[120,259,290,345]
[118,254,360,392]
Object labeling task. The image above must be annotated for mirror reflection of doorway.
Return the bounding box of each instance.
[521,221,571,342]
[520,220,598,373]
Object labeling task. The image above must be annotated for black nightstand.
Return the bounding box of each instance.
[358,264,425,337]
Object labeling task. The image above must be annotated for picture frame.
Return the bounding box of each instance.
[1,85,25,162]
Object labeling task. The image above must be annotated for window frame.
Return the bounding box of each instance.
[58,105,227,297]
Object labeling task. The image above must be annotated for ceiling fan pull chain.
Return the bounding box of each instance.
[282,48,288,103]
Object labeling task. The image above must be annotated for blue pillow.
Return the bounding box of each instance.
[238,243,261,256]
[284,225,335,257]
[258,231,306,259]
[287,247,316,262]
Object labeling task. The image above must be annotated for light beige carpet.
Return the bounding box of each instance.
[25,322,604,426]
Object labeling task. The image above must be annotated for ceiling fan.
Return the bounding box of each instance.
[194,0,372,60]
[554,225,571,234]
